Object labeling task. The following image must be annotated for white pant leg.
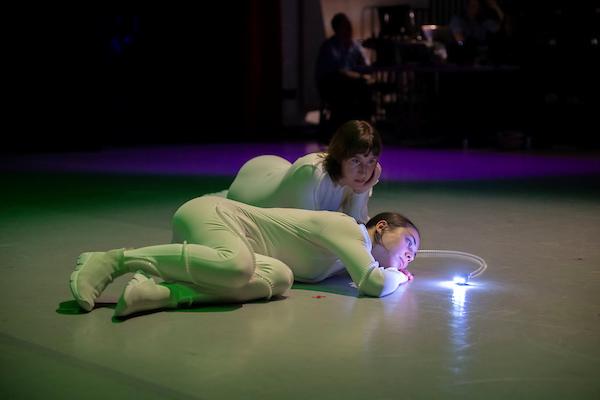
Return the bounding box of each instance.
[124,241,254,289]
[163,253,294,306]
[126,196,257,288]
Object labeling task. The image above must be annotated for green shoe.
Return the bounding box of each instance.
[69,249,124,312]
[114,271,171,318]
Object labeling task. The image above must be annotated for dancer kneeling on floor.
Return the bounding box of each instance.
[69,196,420,318]
[223,120,382,224]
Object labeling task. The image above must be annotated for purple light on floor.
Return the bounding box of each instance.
[1,143,599,181]
[378,148,600,181]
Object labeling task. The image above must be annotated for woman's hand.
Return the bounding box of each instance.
[399,268,414,281]
[355,162,382,193]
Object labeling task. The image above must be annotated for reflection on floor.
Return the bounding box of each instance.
[1,143,599,399]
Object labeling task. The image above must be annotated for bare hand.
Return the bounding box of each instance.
[399,268,414,281]
[355,162,382,193]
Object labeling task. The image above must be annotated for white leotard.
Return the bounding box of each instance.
[172,196,407,297]
[226,153,371,223]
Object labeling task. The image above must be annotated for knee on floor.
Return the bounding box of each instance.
[265,259,294,296]
[216,249,255,288]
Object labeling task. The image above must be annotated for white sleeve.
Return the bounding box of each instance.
[358,267,408,297]
[318,217,406,297]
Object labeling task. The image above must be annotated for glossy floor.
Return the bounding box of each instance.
[1,144,599,399]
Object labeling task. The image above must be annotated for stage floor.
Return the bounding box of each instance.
[1,143,599,399]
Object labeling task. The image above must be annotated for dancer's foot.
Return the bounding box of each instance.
[69,249,124,311]
[114,272,171,317]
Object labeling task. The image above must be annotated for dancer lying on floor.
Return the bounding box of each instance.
[222,120,382,224]
[70,196,419,318]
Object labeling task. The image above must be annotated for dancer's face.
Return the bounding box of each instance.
[340,152,378,192]
[371,225,420,270]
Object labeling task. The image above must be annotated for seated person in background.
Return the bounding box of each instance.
[448,0,505,65]
[315,13,374,132]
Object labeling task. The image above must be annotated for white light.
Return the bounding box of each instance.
[453,275,468,285]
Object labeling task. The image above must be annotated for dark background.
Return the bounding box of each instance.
[4,2,600,152]
[5,5,282,151]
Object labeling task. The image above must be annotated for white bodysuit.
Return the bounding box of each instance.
[167,196,407,299]
[226,153,372,223]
